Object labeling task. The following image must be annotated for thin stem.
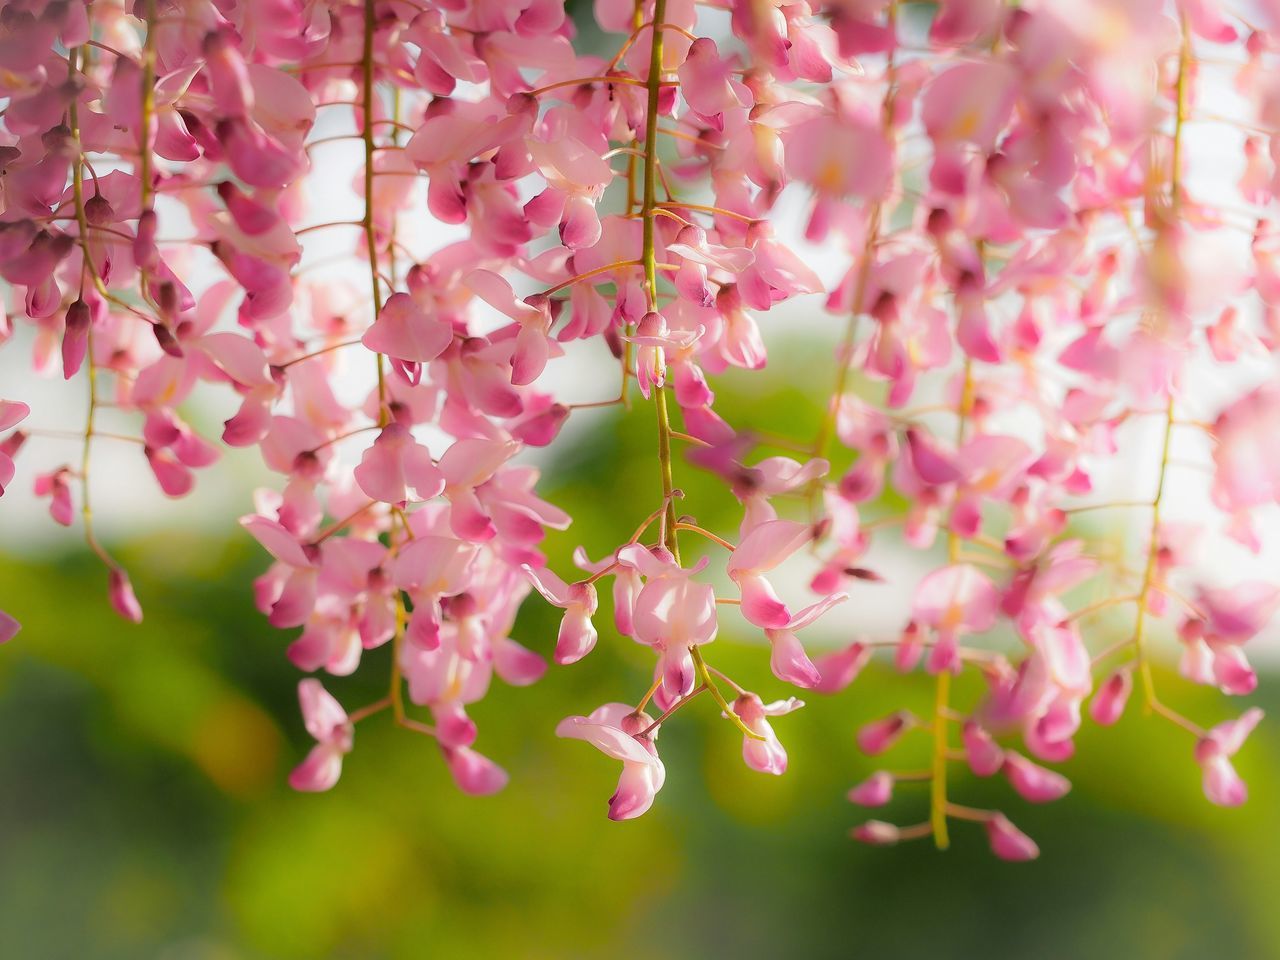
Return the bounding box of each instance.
[362,0,388,425]
[276,337,364,369]
[542,259,642,296]
[641,0,679,560]
[638,685,708,736]
[349,696,392,724]
[68,47,116,572]
[674,522,735,551]
[692,646,764,740]
[1134,17,1191,712]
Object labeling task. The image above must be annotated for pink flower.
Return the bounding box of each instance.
[857,710,918,756]
[556,703,665,820]
[1090,667,1133,726]
[963,721,1005,777]
[911,564,999,674]
[354,423,445,506]
[848,771,894,807]
[289,679,353,792]
[0,400,30,496]
[108,568,143,624]
[1001,751,1071,803]
[813,641,871,694]
[733,693,802,775]
[627,547,719,698]
[764,593,847,688]
[1195,708,1263,807]
[361,293,454,385]
[466,270,557,386]
[985,813,1040,862]
[34,467,73,526]
[524,564,599,665]
[442,746,509,796]
[0,610,20,644]
[678,38,751,129]
[851,820,903,846]
[726,518,812,629]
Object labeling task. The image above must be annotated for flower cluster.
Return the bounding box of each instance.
[1,0,1278,859]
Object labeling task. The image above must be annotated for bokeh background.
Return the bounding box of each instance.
[5,2,1280,957]
[2,340,1279,960]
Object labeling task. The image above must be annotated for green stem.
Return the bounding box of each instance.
[363,0,388,424]
[640,0,677,558]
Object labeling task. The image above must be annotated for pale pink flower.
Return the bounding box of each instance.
[557,703,666,820]
[733,693,802,775]
[1195,708,1263,807]
[524,565,600,665]
[765,593,846,689]
[289,679,353,792]
[911,564,1000,674]
[726,518,813,629]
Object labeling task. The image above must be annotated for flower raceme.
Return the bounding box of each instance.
[0,0,1278,863]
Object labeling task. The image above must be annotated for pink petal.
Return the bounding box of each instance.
[848,771,894,807]
[1002,752,1071,803]
[108,568,143,624]
[362,292,453,363]
[986,814,1040,861]
[443,746,509,796]
[289,744,344,792]
[768,628,821,688]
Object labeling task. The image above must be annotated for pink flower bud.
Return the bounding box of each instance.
[813,641,870,693]
[108,568,143,624]
[0,610,19,644]
[985,814,1040,861]
[1002,752,1071,803]
[851,820,900,846]
[847,772,894,807]
[1090,667,1133,726]
[857,710,916,755]
[443,746,509,796]
[962,721,1004,777]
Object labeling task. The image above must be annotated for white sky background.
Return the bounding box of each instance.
[1,6,1279,663]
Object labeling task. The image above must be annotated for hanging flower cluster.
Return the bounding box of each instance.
[1,0,1278,860]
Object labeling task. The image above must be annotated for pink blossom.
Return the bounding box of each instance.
[557,703,665,820]
[726,518,813,629]
[733,693,802,775]
[1195,708,1263,807]
[764,593,847,688]
[1002,751,1071,803]
[524,565,600,665]
[857,711,917,756]
[911,564,999,674]
[848,771,894,807]
[289,679,353,792]
[986,814,1040,862]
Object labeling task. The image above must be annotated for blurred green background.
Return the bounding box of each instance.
[2,338,1278,960]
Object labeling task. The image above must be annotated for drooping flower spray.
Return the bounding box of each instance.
[0,0,1277,858]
